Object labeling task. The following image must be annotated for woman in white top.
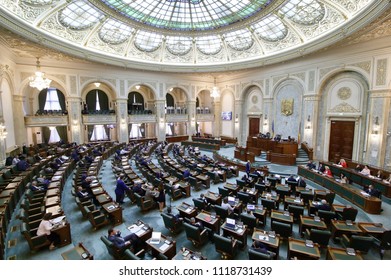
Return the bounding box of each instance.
[360,165,371,176]
[37,212,60,250]
[384,174,391,184]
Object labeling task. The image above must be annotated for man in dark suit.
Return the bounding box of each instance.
[108,228,141,251]
[315,199,331,211]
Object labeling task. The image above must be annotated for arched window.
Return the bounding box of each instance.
[85,90,109,113]
[166,93,174,107]
[128,91,144,112]
[38,88,66,113]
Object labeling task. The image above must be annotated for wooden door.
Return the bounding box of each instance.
[329,121,355,162]
[249,118,260,137]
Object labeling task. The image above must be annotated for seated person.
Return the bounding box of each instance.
[30,180,47,191]
[306,160,316,170]
[376,170,383,180]
[315,199,331,211]
[364,185,380,197]
[183,168,191,180]
[360,165,371,176]
[317,163,325,173]
[199,193,211,210]
[107,228,141,252]
[340,173,348,184]
[337,158,347,168]
[132,183,145,195]
[36,175,51,188]
[287,174,297,183]
[323,166,332,177]
[221,197,235,217]
[251,240,272,255]
[16,156,30,171]
[383,173,391,184]
[354,164,362,173]
[189,217,214,242]
[166,206,183,223]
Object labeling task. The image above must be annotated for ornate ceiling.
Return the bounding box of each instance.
[0,0,389,72]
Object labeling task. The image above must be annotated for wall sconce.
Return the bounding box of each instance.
[372,116,379,135]
[263,114,268,126]
[94,82,101,88]
[135,85,140,90]
[235,114,239,123]
[305,115,311,130]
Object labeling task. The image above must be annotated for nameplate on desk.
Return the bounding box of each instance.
[107,205,116,211]
[258,234,269,241]
[346,220,353,226]
[185,208,192,213]
[346,248,356,256]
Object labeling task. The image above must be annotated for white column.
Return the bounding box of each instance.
[115,98,129,143]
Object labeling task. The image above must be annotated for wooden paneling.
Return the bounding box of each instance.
[329,121,355,162]
[249,118,260,137]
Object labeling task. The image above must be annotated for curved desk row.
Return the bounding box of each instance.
[320,161,391,198]
[298,166,382,214]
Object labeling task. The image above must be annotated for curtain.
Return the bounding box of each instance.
[129,123,142,138]
[48,127,61,143]
[90,125,109,141]
[166,123,173,136]
[44,88,62,110]
[95,90,101,111]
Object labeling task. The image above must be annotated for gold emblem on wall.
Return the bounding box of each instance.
[281,98,294,116]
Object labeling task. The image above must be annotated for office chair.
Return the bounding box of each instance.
[305,228,332,247]
[214,234,240,259]
[341,234,374,254]
[248,248,276,260]
[161,212,183,234]
[183,222,209,247]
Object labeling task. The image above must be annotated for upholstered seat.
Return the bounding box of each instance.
[341,234,374,253]
[239,212,258,233]
[287,205,304,222]
[84,206,109,230]
[134,193,155,211]
[21,222,51,252]
[123,248,146,260]
[271,220,292,238]
[192,198,207,211]
[161,212,183,234]
[214,234,239,259]
[218,186,231,198]
[261,198,278,212]
[213,204,229,221]
[248,248,276,260]
[336,207,358,221]
[317,210,337,226]
[305,228,332,247]
[237,191,251,205]
[100,235,128,259]
[183,222,209,247]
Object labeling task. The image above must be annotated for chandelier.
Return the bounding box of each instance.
[210,77,220,98]
[29,57,52,91]
[0,123,7,140]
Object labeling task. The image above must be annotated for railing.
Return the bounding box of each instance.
[301,142,313,160]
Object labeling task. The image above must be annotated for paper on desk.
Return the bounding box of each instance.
[159,243,170,251]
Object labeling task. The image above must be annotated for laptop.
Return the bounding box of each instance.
[226,218,236,229]
[150,232,161,244]
[247,204,255,211]
[228,196,236,206]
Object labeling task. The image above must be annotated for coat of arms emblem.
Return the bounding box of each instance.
[281,99,294,116]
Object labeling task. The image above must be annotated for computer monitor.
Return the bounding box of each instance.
[228,196,235,205]
[226,218,236,229]
[247,204,255,211]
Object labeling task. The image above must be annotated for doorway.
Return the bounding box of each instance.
[329,120,355,162]
[249,118,260,137]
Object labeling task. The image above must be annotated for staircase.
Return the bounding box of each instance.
[296,149,309,165]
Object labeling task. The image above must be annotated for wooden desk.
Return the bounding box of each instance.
[252,229,280,258]
[252,206,267,226]
[177,202,198,219]
[331,220,363,240]
[45,195,60,208]
[91,186,105,196]
[221,222,247,249]
[298,166,382,214]
[45,205,63,219]
[173,247,207,260]
[326,246,363,260]
[271,210,293,226]
[224,183,240,195]
[358,222,388,238]
[52,222,71,247]
[45,188,60,198]
[204,191,222,206]
[299,215,327,236]
[62,243,93,260]
[283,196,304,210]
[96,193,112,205]
[102,202,122,226]
[146,234,176,260]
[196,174,210,189]
[288,238,321,260]
[176,180,191,197]
[196,210,220,233]
[127,221,153,243]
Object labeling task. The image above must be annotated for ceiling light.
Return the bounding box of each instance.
[94,82,101,88]
[29,57,51,91]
